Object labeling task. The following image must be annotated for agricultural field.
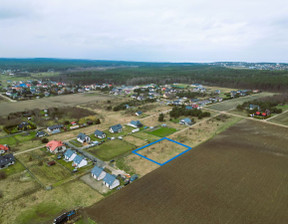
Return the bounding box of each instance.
[86,139,136,161]
[207,92,275,111]
[0,91,114,117]
[85,120,288,224]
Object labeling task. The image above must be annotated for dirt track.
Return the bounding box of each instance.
[0,92,113,116]
[85,119,288,224]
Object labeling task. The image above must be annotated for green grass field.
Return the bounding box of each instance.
[87,139,136,161]
[132,131,160,142]
[0,131,38,146]
[146,127,177,137]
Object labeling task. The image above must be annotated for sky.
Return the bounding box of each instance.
[0,0,288,62]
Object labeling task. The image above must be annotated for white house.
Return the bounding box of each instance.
[103,173,120,189]
[64,149,77,162]
[127,120,143,128]
[91,166,106,180]
[77,133,91,144]
[72,155,88,168]
[179,118,193,126]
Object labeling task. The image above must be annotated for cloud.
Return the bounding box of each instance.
[0,0,287,62]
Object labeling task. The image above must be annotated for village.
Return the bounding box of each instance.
[0,81,286,223]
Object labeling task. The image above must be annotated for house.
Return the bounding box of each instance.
[46,140,66,154]
[179,118,193,126]
[127,120,143,128]
[0,153,15,169]
[36,131,46,138]
[103,173,120,189]
[135,111,143,116]
[249,104,260,111]
[91,166,106,180]
[0,144,9,154]
[94,130,106,139]
[47,124,63,134]
[72,155,88,168]
[109,124,123,133]
[64,149,77,162]
[18,121,30,130]
[77,133,91,144]
[215,90,221,94]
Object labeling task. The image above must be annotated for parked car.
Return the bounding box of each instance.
[57,155,62,160]
[72,168,78,173]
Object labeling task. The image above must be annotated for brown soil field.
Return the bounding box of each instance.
[85,119,288,224]
[0,92,114,117]
[123,135,147,147]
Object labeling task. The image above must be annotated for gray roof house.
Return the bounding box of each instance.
[103,173,120,189]
[0,153,15,169]
[64,149,77,162]
[47,124,63,134]
[127,120,143,128]
[77,133,91,144]
[72,155,88,168]
[91,166,106,180]
[94,130,106,139]
[109,124,123,133]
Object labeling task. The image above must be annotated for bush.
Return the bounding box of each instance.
[0,171,7,180]
[41,138,49,144]
[158,113,164,122]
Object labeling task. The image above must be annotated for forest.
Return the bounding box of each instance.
[1,58,288,92]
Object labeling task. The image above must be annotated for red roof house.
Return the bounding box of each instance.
[46,140,66,154]
[255,111,261,115]
[262,112,267,116]
[0,144,9,154]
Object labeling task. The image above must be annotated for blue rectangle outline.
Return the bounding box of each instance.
[132,137,192,166]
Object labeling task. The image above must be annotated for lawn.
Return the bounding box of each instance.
[87,139,136,161]
[146,127,177,137]
[0,131,38,147]
[132,131,160,142]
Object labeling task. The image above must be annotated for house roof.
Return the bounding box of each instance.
[0,153,15,167]
[94,130,105,136]
[91,166,105,177]
[110,124,122,132]
[73,155,85,164]
[185,106,193,110]
[64,149,76,158]
[46,140,64,152]
[77,133,89,140]
[182,118,192,123]
[136,111,142,115]
[103,173,117,185]
[130,120,142,127]
[48,124,63,130]
[0,144,9,151]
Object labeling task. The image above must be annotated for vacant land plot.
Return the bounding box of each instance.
[86,120,288,224]
[135,138,190,164]
[0,180,103,224]
[207,92,274,111]
[0,171,40,203]
[147,127,177,137]
[87,139,136,161]
[0,92,114,117]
